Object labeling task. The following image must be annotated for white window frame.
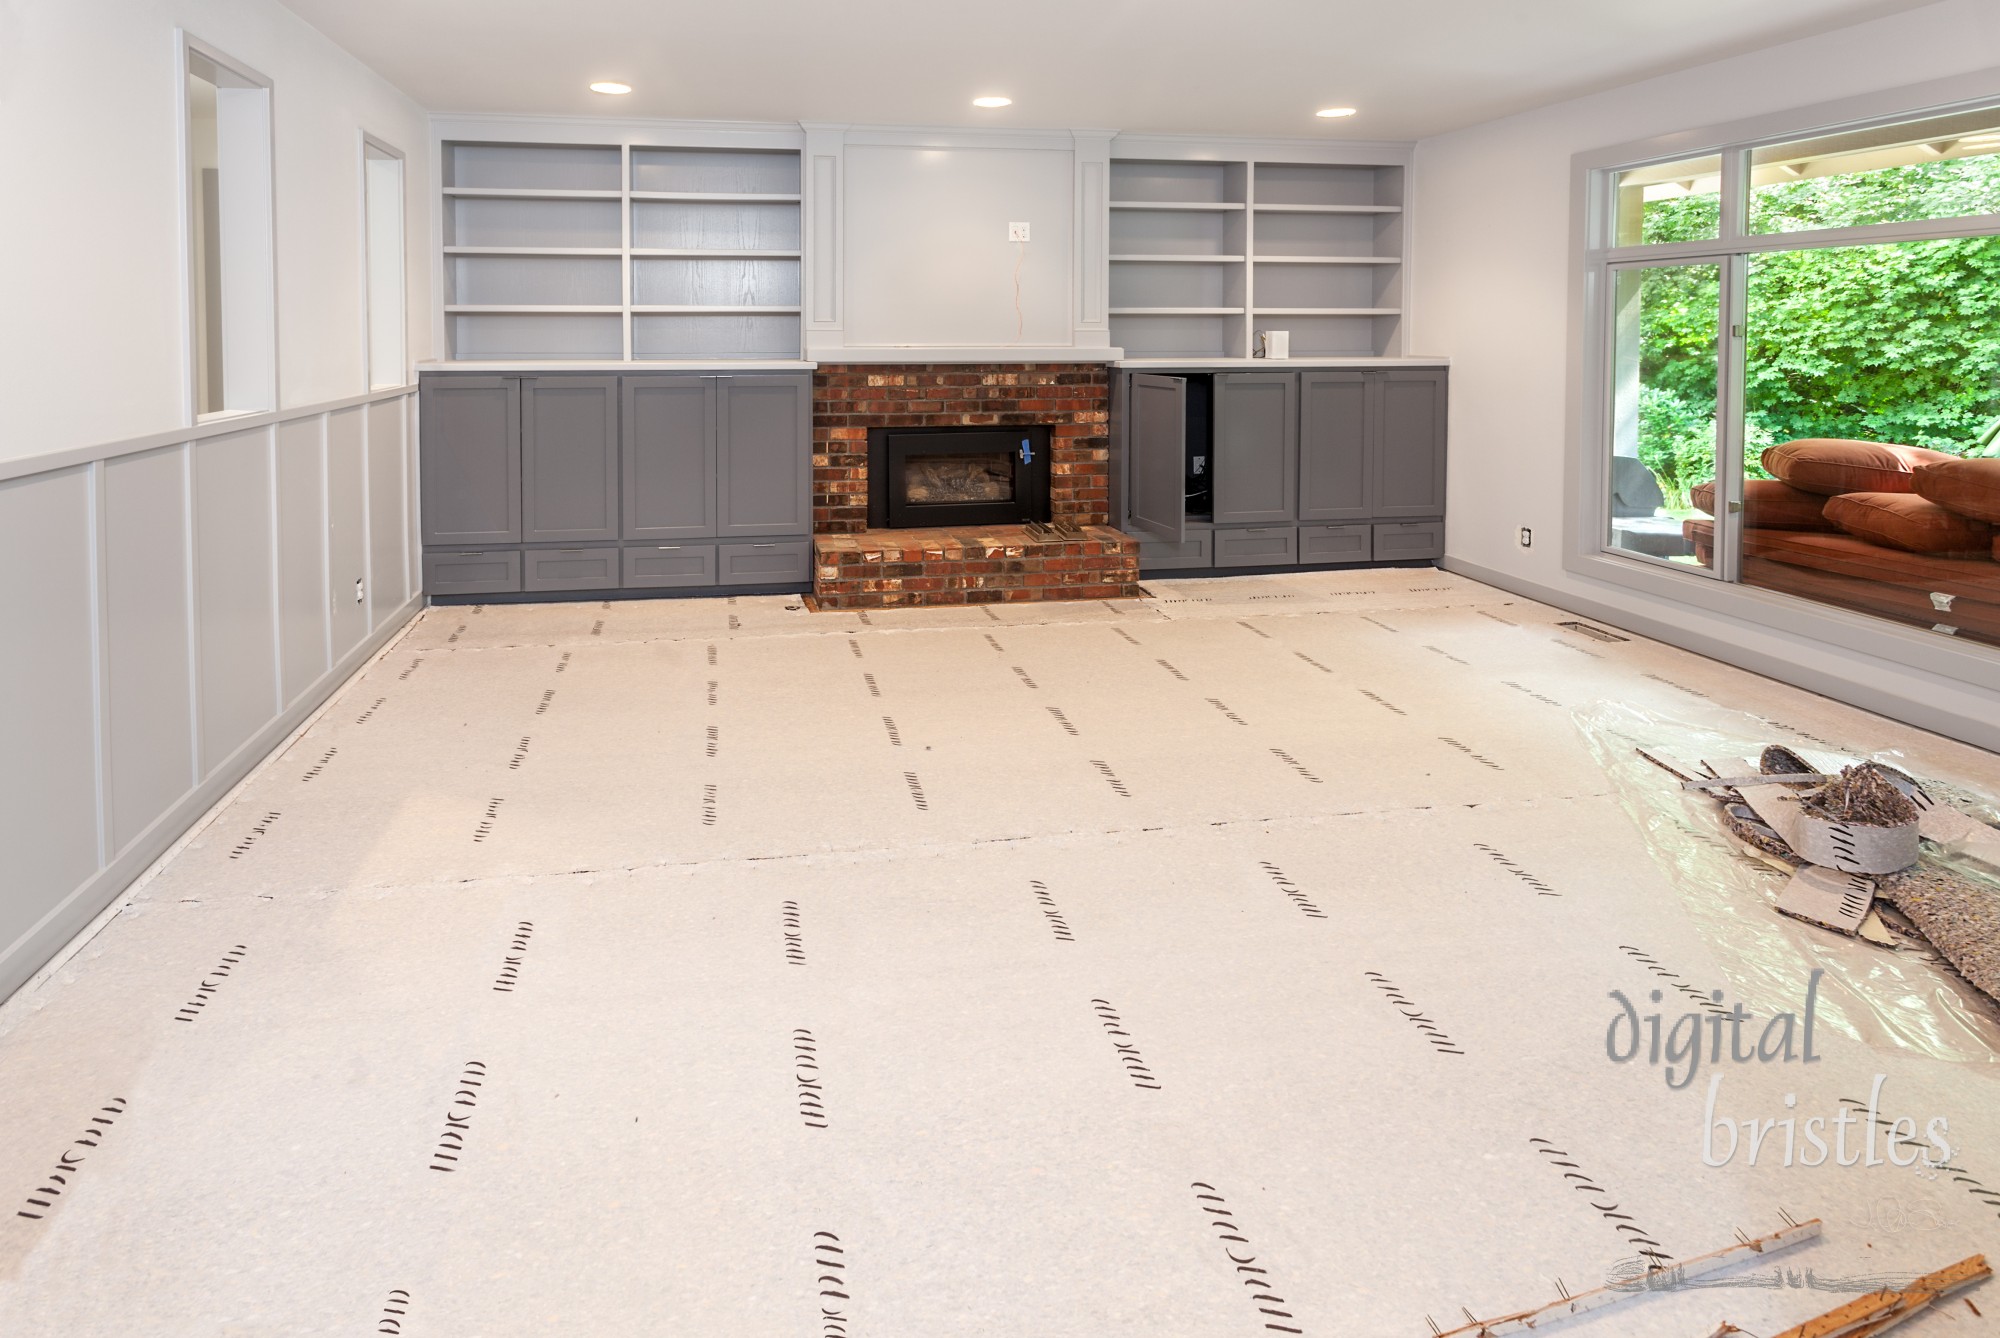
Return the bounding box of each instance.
[361,133,409,390]
[1568,67,2000,688]
[178,33,277,423]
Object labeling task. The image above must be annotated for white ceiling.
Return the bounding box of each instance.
[284,0,1944,141]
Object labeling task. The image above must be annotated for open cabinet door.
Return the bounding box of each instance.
[1127,373,1187,543]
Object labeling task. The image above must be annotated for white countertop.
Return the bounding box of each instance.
[417,360,819,372]
[805,346,1123,364]
[1115,356,1449,369]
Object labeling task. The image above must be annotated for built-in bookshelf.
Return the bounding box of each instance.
[441,141,804,361]
[1109,156,1405,358]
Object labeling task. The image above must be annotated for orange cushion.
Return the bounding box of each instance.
[1822,491,1995,555]
[1690,478,1834,530]
[1762,439,1958,496]
[1912,457,2000,524]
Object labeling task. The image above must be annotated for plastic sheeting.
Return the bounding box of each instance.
[1577,700,2000,1064]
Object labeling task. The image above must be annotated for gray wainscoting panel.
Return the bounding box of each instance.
[102,446,196,852]
[0,388,421,1005]
[367,397,409,624]
[276,418,329,705]
[193,429,280,775]
[0,467,103,963]
[326,407,370,663]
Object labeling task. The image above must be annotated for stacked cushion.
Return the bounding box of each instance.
[1911,456,2000,524]
[1689,478,1834,530]
[1762,439,1959,495]
[1821,491,1995,555]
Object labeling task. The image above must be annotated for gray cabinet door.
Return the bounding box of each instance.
[1298,371,1370,521]
[419,377,519,545]
[1212,373,1297,524]
[718,374,810,537]
[522,377,619,542]
[623,375,715,539]
[1372,369,1447,519]
[1125,373,1187,543]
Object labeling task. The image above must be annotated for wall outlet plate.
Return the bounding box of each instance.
[1008,221,1030,242]
[1519,527,1533,547]
[355,578,365,603]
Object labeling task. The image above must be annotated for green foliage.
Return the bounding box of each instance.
[1630,155,2000,484]
[1636,384,1715,509]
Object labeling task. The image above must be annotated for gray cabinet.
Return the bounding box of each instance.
[624,375,714,539]
[1373,369,1447,518]
[523,377,619,542]
[420,377,519,545]
[420,369,813,598]
[1118,364,1446,572]
[1127,373,1188,543]
[1298,371,1370,521]
[1212,373,1297,524]
[719,375,811,537]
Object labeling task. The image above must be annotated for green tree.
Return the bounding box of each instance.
[1633,157,2000,478]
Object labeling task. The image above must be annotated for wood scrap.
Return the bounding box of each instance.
[1430,1219,1822,1337]
[1766,1252,1989,1338]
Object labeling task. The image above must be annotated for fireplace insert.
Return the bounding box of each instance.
[867,425,1052,528]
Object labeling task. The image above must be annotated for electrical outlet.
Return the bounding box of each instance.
[1519,527,1533,548]
[1008,221,1030,243]
[355,578,365,604]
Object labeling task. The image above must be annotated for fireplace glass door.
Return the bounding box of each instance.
[870,426,1051,528]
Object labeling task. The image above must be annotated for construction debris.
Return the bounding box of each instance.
[1646,745,2000,1008]
[1429,1219,1821,1337]
[1764,1252,1989,1337]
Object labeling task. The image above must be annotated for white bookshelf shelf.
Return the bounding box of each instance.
[1252,203,1403,214]
[445,246,622,257]
[1254,255,1399,265]
[630,248,803,258]
[442,140,805,361]
[445,304,624,314]
[631,305,804,314]
[443,187,623,200]
[628,191,803,203]
[1109,156,1407,358]
[1109,307,1246,316]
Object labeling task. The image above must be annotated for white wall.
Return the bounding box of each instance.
[0,0,433,1002]
[1413,0,2000,743]
[841,143,1075,348]
[0,0,434,462]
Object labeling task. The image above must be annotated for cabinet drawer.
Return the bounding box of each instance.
[523,546,620,592]
[621,543,717,589]
[1137,528,1214,570]
[1213,525,1299,568]
[718,539,811,585]
[1299,523,1372,566]
[424,549,521,597]
[1373,520,1444,562]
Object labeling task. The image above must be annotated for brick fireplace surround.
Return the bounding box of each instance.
[810,363,1140,609]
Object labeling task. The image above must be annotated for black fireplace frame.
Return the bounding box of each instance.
[867,425,1052,529]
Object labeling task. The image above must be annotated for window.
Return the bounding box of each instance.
[363,137,407,389]
[1588,102,2000,652]
[184,40,274,419]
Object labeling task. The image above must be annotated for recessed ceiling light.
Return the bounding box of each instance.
[590,81,633,96]
[1315,107,1358,119]
[973,96,1012,108]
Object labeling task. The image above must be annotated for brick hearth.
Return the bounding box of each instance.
[811,525,1140,609]
[810,363,1137,607]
